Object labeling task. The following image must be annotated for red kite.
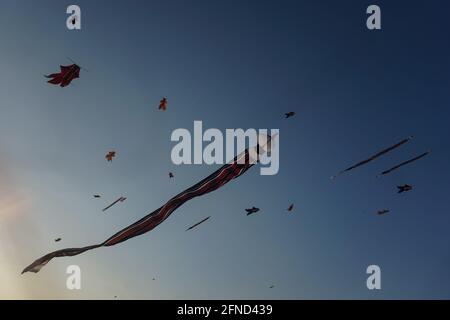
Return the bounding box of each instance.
[158,97,167,111]
[45,64,80,87]
[105,151,116,162]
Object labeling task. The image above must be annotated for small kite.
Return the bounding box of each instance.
[397,184,413,194]
[45,64,81,87]
[158,97,168,111]
[245,207,260,216]
[93,194,101,198]
[105,151,116,162]
[169,172,174,178]
[22,134,275,274]
[287,204,294,212]
[285,112,295,119]
[102,197,127,212]
[375,209,390,215]
[269,285,275,289]
[185,216,211,231]
[379,151,430,176]
[54,238,61,242]
[331,136,413,180]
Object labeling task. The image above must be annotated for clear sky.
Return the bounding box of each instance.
[0,0,449,299]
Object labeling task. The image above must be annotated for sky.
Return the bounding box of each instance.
[0,0,449,299]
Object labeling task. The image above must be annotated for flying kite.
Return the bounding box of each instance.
[185,216,211,231]
[287,204,294,212]
[54,238,61,242]
[105,151,116,162]
[21,135,275,274]
[245,207,260,216]
[376,209,390,215]
[93,194,101,198]
[379,151,430,176]
[45,64,81,87]
[158,97,168,111]
[169,172,174,178]
[397,184,413,194]
[331,136,413,180]
[269,285,275,289]
[102,197,127,212]
[285,112,295,118]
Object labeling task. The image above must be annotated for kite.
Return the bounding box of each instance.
[169,172,174,178]
[269,285,275,289]
[45,64,80,87]
[285,112,295,118]
[379,151,430,176]
[375,209,390,215]
[102,197,127,212]
[331,136,413,180]
[105,151,116,162]
[185,216,211,231]
[22,134,274,274]
[93,194,101,198]
[397,184,413,194]
[54,238,61,242]
[158,97,168,111]
[287,204,294,212]
[245,207,260,216]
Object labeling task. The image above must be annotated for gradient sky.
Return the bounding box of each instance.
[0,0,450,299]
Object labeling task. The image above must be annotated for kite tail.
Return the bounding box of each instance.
[22,146,259,274]
[378,151,430,176]
[21,244,102,274]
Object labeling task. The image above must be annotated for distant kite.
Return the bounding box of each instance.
[397,184,413,194]
[54,238,61,242]
[331,136,413,180]
[376,209,390,215]
[285,112,295,119]
[169,172,174,178]
[287,204,294,212]
[245,207,260,216]
[186,216,211,231]
[21,135,274,274]
[159,97,167,111]
[102,197,127,212]
[105,151,116,162]
[45,64,80,87]
[379,151,430,176]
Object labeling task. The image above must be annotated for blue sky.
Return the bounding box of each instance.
[0,0,449,299]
